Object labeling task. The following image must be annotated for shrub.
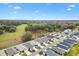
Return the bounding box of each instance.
[22,31,32,42]
[0,30,4,35]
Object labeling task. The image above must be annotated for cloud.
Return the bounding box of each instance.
[69,5,75,8]
[67,4,75,11]
[67,8,72,11]
[14,6,21,10]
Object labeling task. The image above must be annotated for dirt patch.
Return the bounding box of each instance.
[32,30,50,39]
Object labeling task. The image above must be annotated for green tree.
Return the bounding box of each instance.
[22,31,32,42]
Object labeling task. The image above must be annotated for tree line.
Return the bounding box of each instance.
[0,21,78,43]
[22,23,77,42]
[0,24,16,35]
[25,23,76,32]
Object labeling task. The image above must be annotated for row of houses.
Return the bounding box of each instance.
[0,29,79,56]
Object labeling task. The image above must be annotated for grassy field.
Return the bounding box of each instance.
[0,24,51,49]
[0,24,27,49]
[74,26,79,31]
[64,43,79,56]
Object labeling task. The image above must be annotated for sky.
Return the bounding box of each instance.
[0,3,79,20]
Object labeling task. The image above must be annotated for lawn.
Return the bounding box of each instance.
[75,26,79,31]
[64,43,79,56]
[0,24,27,49]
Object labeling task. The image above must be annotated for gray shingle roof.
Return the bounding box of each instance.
[14,44,28,51]
[23,43,33,49]
[46,50,60,56]
[51,46,66,55]
[5,48,18,56]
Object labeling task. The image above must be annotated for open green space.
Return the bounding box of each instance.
[0,24,27,49]
[64,43,79,56]
[75,26,79,31]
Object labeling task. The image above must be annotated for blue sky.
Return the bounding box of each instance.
[0,3,79,20]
